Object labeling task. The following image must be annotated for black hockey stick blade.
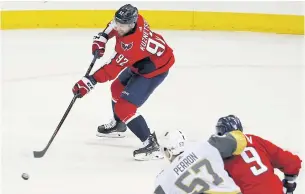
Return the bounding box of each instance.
[33,148,48,158]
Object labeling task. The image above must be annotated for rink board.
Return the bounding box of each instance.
[0,9,304,34]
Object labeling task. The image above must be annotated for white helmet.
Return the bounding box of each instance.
[162,130,186,160]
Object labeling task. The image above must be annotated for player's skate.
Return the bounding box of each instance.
[133,132,164,161]
[96,118,127,138]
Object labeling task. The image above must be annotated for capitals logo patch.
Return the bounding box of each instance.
[121,42,133,51]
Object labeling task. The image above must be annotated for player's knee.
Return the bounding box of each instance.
[114,98,138,123]
[111,79,125,102]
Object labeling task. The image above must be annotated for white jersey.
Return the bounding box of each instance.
[154,140,241,194]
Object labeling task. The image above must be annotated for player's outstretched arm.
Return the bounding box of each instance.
[92,52,135,83]
[208,131,247,159]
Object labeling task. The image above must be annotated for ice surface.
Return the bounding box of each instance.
[1,29,304,194]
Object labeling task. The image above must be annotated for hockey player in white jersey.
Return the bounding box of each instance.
[154,130,247,194]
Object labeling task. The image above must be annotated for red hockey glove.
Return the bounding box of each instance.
[72,76,97,98]
[92,33,107,58]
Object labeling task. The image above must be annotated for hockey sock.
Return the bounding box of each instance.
[110,79,125,122]
[111,100,120,122]
[115,98,150,142]
[126,115,150,142]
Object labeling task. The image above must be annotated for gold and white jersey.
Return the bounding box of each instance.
[154,139,242,194]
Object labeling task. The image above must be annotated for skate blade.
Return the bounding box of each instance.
[96,132,126,138]
[134,151,164,161]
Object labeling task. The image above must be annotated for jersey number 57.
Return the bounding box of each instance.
[154,159,224,194]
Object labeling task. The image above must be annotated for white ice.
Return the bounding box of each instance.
[1,29,304,194]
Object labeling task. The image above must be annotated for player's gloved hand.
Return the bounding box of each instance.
[283,174,297,194]
[72,76,97,98]
[92,33,107,58]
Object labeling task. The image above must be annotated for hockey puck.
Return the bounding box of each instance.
[21,173,29,180]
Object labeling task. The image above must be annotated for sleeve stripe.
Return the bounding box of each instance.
[104,20,116,35]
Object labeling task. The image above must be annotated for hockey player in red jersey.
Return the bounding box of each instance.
[72,4,175,161]
[215,115,302,194]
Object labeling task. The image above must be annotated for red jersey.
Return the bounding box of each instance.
[93,14,174,83]
[224,134,302,194]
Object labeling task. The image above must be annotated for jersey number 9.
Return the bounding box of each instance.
[241,147,268,176]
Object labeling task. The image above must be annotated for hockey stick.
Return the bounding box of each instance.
[33,52,99,158]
